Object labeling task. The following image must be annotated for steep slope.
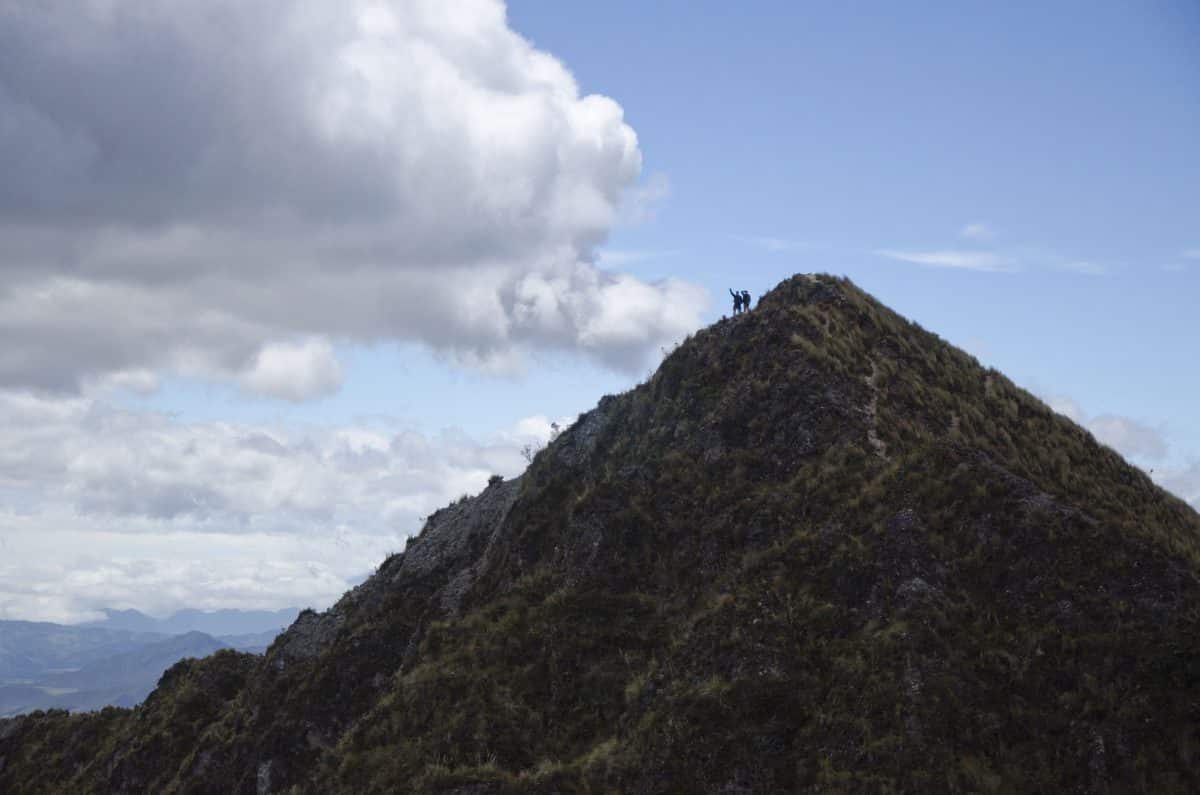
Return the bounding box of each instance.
[2,275,1198,794]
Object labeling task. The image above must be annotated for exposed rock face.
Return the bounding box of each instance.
[268,608,345,669]
[398,476,522,581]
[2,274,1199,794]
[267,477,524,672]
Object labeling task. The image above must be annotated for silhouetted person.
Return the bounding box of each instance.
[741,290,752,311]
[729,288,743,315]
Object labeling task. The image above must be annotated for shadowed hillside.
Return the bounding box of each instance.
[2,274,1198,794]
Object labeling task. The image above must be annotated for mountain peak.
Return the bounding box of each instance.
[3,274,1198,793]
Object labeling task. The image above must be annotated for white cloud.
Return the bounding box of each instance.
[1046,395,1199,512]
[0,533,362,625]
[959,223,993,241]
[619,172,671,225]
[574,275,707,365]
[1182,249,1200,260]
[879,230,1116,277]
[240,338,343,401]
[738,236,811,253]
[1047,395,1168,462]
[0,387,548,622]
[92,369,162,396]
[1155,462,1200,511]
[1088,415,1168,461]
[874,249,1017,272]
[1047,395,1086,424]
[508,413,576,443]
[0,0,705,394]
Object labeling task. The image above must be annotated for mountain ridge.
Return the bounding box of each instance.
[2,274,1198,793]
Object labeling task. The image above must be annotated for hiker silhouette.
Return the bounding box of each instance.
[741,290,752,311]
[729,288,744,315]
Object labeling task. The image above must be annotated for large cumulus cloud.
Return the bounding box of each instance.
[0,0,704,396]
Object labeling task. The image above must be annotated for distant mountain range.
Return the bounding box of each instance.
[83,606,301,637]
[0,607,299,717]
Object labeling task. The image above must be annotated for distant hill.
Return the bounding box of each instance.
[79,608,162,634]
[3,275,1198,793]
[42,631,230,694]
[214,630,284,655]
[84,607,300,637]
[0,609,297,717]
[0,621,166,682]
[0,632,228,717]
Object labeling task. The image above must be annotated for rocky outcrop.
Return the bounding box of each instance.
[398,476,521,580]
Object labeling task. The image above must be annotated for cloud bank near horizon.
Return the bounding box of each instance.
[0,387,568,623]
[0,0,705,398]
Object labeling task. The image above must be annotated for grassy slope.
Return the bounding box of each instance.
[311,275,1200,793]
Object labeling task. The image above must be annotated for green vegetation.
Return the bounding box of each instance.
[2,274,1198,793]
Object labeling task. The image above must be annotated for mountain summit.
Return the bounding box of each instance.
[3,275,1198,793]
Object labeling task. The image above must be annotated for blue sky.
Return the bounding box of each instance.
[0,0,1196,620]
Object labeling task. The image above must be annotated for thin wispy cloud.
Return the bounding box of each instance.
[1182,249,1200,260]
[959,223,994,241]
[880,227,1120,277]
[1156,462,1200,512]
[874,249,1017,273]
[619,172,672,226]
[1010,244,1117,277]
[736,236,813,253]
[1059,260,1108,277]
